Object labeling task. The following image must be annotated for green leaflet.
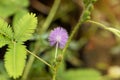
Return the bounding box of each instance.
[0,19,13,39]
[4,43,27,79]
[0,34,10,48]
[14,13,37,42]
[0,0,29,18]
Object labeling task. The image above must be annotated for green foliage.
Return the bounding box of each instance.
[0,0,29,18]
[0,13,37,79]
[63,69,102,80]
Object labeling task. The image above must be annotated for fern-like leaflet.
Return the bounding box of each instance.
[4,43,26,79]
[0,19,13,39]
[14,13,37,42]
[0,34,10,48]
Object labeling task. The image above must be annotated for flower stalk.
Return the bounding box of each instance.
[55,42,58,59]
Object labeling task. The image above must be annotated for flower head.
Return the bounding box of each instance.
[48,27,68,49]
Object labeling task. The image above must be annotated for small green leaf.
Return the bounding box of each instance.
[0,34,10,48]
[0,18,13,39]
[14,13,37,42]
[13,0,29,7]
[4,43,26,79]
[63,69,102,80]
[0,0,17,18]
[0,0,29,18]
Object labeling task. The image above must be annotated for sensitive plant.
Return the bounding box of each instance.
[0,0,120,80]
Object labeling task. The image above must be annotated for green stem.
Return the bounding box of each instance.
[61,2,89,56]
[86,20,109,30]
[21,53,34,80]
[52,68,57,80]
[55,42,58,59]
[62,19,118,56]
[26,49,52,68]
[62,21,82,56]
[39,0,61,34]
[86,20,120,37]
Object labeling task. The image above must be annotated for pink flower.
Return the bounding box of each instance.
[48,27,68,49]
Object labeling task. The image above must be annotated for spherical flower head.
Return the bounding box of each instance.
[48,27,68,49]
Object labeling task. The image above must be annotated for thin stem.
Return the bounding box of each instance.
[86,20,120,37]
[55,42,58,59]
[52,42,59,80]
[52,74,56,80]
[62,21,82,56]
[21,53,34,80]
[26,49,52,68]
[61,3,88,56]
[39,0,61,34]
[86,20,109,30]
[52,68,57,80]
